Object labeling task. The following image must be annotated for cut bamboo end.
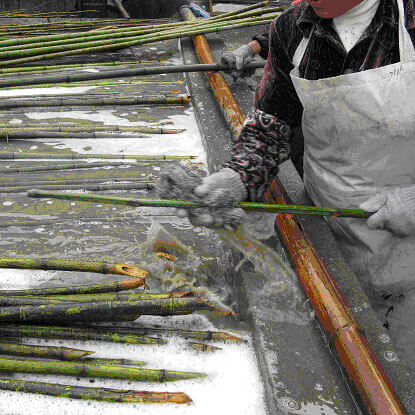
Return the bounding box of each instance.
[110,263,149,280]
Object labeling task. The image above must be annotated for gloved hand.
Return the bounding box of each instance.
[359,185,415,237]
[221,44,255,71]
[156,165,247,231]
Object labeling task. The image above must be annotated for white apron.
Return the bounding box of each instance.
[290,0,415,298]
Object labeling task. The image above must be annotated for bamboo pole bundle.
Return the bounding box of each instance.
[0,14,277,67]
[0,378,191,403]
[0,5,280,54]
[0,62,263,88]
[27,190,373,219]
[0,324,167,345]
[0,182,154,193]
[0,257,147,279]
[0,278,147,297]
[0,297,217,324]
[0,152,195,160]
[0,95,190,108]
[0,341,93,360]
[0,357,206,382]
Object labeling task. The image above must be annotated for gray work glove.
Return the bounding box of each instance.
[221,44,256,79]
[359,185,415,237]
[156,165,247,231]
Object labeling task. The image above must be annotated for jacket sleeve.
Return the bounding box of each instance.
[224,17,303,202]
[252,27,270,60]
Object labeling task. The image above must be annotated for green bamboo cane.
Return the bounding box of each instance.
[0,152,195,160]
[0,126,184,134]
[33,291,193,302]
[0,298,217,324]
[0,62,263,88]
[0,177,154,188]
[0,95,190,108]
[0,258,148,279]
[0,324,167,345]
[187,342,222,352]
[0,161,146,174]
[0,292,191,306]
[0,17,273,67]
[0,357,206,382]
[0,131,155,140]
[75,323,243,343]
[0,278,147,297]
[27,189,373,219]
[0,341,93,360]
[0,378,192,403]
[0,61,157,75]
[0,182,154,193]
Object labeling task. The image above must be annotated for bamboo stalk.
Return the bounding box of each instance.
[187,342,222,352]
[0,258,147,279]
[27,190,373,219]
[0,161,144,174]
[0,298,216,324]
[0,325,167,345]
[0,278,147,297]
[1,182,154,193]
[72,323,242,343]
[0,357,206,382]
[0,378,191,403]
[0,341,93,360]
[0,177,154,188]
[0,292,192,306]
[0,153,195,160]
[0,95,190,108]
[0,125,184,134]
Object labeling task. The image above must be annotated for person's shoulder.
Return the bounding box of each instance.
[270,1,307,40]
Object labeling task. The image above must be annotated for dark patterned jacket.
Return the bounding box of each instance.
[225,0,415,202]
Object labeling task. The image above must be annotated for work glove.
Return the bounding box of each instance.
[156,164,247,231]
[221,44,256,79]
[359,185,415,237]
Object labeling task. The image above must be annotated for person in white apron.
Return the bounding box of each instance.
[160,0,415,371]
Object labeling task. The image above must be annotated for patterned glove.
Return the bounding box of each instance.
[359,185,415,237]
[225,109,291,202]
[156,165,247,231]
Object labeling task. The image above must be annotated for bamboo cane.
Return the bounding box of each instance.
[0,357,206,382]
[0,324,167,345]
[72,323,242,342]
[2,182,154,193]
[0,95,190,108]
[187,342,222,352]
[27,190,373,219]
[0,341,93,360]
[0,161,143,174]
[0,62,264,88]
[0,378,191,403]
[0,152,195,160]
[183,5,407,413]
[0,298,216,324]
[0,278,147,297]
[0,258,147,279]
[0,177,154,188]
[0,125,184,134]
[0,131,152,140]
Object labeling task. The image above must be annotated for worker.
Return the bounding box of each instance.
[159,0,415,371]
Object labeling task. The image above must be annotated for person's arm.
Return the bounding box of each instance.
[224,17,304,201]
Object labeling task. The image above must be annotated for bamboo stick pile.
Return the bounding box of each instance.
[0,2,282,67]
[0,257,241,403]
